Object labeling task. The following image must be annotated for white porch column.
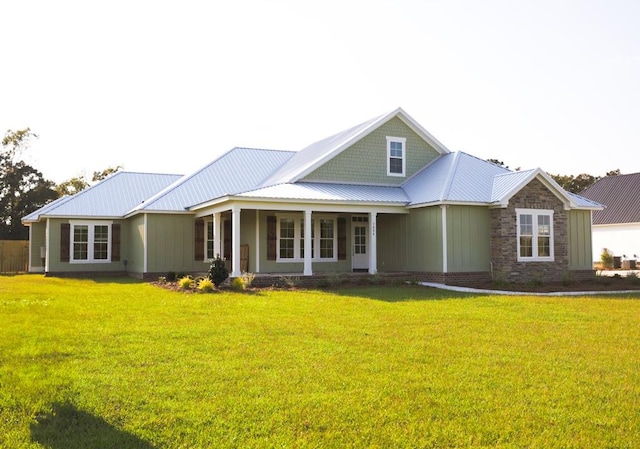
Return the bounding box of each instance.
[441,205,448,273]
[368,212,377,275]
[231,206,241,277]
[303,209,312,276]
[213,212,221,258]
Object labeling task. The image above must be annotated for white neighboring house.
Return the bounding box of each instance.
[581,172,640,264]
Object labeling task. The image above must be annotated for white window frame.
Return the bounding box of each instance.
[516,209,554,262]
[69,220,113,263]
[204,218,215,261]
[276,214,337,262]
[386,136,406,177]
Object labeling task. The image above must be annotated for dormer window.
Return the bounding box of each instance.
[387,136,406,177]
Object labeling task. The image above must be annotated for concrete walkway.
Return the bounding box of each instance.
[420,282,640,297]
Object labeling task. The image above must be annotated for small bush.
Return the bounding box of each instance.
[157,276,167,284]
[240,272,255,288]
[166,272,177,282]
[230,277,246,291]
[197,278,215,292]
[280,276,299,288]
[601,248,614,270]
[178,276,193,290]
[208,255,229,288]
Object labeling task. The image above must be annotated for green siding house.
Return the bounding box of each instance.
[23,108,601,284]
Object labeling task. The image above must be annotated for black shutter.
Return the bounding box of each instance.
[338,217,347,260]
[60,223,70,262]
[111,223,121,262]
[267,216,276,261]
[223,219,232,261]
[194,219,204,261]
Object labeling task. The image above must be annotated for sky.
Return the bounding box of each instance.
[2,0,639,184]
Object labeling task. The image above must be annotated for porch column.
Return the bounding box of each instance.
[255,210,260,273]
[368,212,377,274]
[303,209,312,276]
[231,206,241,277]
[213,212,221,258]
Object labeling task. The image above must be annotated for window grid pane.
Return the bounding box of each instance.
[73,225,88,260]
[319,219,334,259]
[93,225,109,260]
[280,219,295,259]
[207,222,214,259]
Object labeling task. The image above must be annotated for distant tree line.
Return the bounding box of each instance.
[0,128,121,240]
[487,159,620,194]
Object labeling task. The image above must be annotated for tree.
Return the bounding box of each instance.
[56,176,90,196]
[0,129,58,240]
[56,165,123,196]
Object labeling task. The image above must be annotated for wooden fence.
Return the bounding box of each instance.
[0,240,29,273]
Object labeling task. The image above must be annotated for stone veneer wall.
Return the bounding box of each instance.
[490,178,572,283]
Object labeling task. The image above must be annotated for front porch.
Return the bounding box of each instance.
[195,201,408,279]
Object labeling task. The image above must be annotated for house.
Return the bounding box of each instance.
[22,108,602,284]
[580,172,640,265]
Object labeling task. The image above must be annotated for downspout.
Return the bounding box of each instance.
[143,213,148,275]
[441,205,447,274]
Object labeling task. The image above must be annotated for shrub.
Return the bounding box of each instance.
[208,255,229,288]
[178,276,193,290]
[601,248,614,270]
[230,277,246,291]
[240,272,255,288]
[166,272,177,282]
[197,278,215,292]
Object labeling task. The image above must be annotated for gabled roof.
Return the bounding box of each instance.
[403,152,510,206]
[23,172,182,222]
[130,148,295,213]
[581,172,640,224]
[490,168,601,209]
[260,107,450,187]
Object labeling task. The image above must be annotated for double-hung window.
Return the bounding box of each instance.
[70,221,112,263]
[206,221,215,260]
[276,215,336,262]
[516,209,554,262]
[387,136,406,177]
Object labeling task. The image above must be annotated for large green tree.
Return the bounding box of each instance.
[0,129,58,240]
[56,165,123,196]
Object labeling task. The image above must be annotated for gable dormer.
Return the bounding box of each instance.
[301,114,446,186]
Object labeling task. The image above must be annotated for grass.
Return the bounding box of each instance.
[1,275,640,448]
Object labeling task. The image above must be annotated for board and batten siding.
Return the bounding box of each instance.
[302,117,441,185]
[377,208,443,272]
[445,206,491,273]
[145,214,206,274]
[28,221,47,271]
[126,214,146,276]
[567,209,594,269]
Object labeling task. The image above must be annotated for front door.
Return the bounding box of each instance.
[352,217,368,271]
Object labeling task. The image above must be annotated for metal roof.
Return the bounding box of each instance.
[403,152,510,205]
[133,148,295,212]
[236,182,409,204]
[23,172,183,222]
[581,172,640,224]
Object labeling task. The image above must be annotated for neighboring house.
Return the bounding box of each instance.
[580,172,640,263]
[23,108,601,284]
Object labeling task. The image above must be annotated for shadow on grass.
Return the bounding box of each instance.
[31,402,154,449]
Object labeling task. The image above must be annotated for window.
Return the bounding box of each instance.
[276,215,336,262]
[70,221,112,263]
[206,221,215,260]
[387,136,406,177]
[516,209,554,261]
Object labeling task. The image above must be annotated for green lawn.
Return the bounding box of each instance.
[1,275,639,448]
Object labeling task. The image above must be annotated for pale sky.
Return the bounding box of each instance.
[2,0,639,183]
